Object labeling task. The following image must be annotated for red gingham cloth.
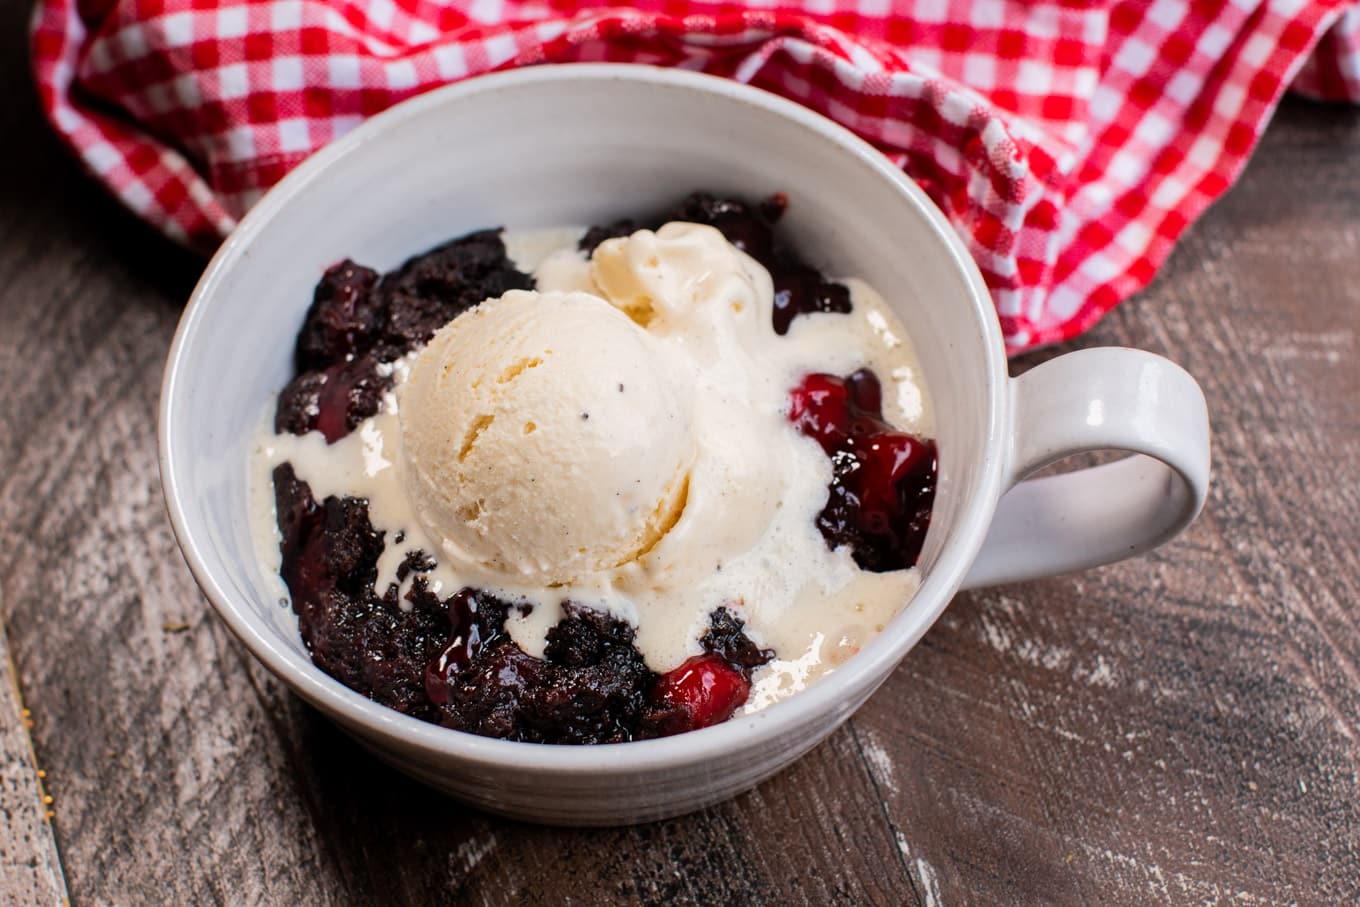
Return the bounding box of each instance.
[30,1,1360,353]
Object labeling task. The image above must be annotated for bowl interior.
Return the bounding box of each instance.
[162,65,1006,755]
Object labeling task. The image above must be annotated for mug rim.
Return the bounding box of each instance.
[159,63,1009,774]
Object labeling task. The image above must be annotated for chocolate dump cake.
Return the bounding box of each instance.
[258,193,937,744]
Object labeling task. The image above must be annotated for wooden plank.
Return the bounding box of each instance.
[0,620,68,906]
[2,0,1358,896]
[234,660,919,906]
[859,99,1360,905]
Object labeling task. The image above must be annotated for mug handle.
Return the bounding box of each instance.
[961,347,1211,590]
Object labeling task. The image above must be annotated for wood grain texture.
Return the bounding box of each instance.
[0,621,68,906]
[862,102,1360,905]
[2,0,1358,898]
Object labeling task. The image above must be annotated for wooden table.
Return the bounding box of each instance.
[3,13,1358,905]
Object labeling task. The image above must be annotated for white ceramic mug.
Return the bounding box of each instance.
[160,65,1210,826]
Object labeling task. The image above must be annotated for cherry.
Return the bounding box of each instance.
[647,654,751,733]
[845,368,882,412]
[788,370,938,571]
[788,373,852,453]
[857,433,933,536]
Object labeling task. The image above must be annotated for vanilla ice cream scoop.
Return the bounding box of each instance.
[398,289,693,585]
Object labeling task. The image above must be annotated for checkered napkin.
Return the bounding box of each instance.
[30,1,1360,353]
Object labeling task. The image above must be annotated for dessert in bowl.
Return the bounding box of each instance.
[160,65,1211,824]
[250,191,939,743]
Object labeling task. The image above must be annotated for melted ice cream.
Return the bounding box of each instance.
[249,223,932,710]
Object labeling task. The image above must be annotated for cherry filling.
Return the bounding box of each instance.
[638,607,773,737]
[423,588,499,706]
[789,370,938,571]
[643,654,750,734]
